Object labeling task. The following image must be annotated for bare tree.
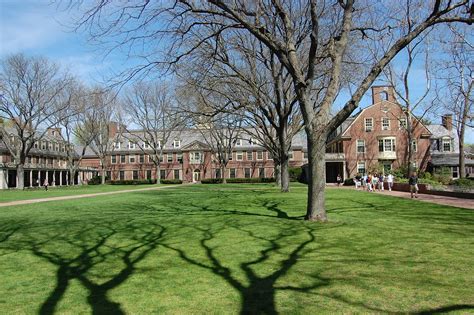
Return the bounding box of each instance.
[0,54,73,189]
[122,82,184,183]
[86,88,119,185]
[69,0,474,221]
[437,25,473,178]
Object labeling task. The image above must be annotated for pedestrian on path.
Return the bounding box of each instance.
[336,174,342,186]
[367,174,373,192]
[386,173,394,191]
[409,172,419,198]
[378,174,385,191]
[43,179,49,191]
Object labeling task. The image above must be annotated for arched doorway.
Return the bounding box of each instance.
[193,169,201,182]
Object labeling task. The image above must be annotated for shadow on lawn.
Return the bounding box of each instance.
[2,220,166,315]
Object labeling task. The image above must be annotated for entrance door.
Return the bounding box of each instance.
[193,169,201,182]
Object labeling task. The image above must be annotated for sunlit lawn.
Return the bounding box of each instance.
[0,183,473,314]
[0,184,158,203]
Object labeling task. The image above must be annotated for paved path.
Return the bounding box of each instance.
[330,185,474,210]
[0,184,189,208]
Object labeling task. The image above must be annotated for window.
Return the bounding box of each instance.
[143,142,150,149]
[128,142,136,149]
[244,168,251,178]
[235,139,242,146]
[174,169,180,180]
[146,170,152,180]
[259,168,265,178]
[382,161,392,174]
[380,91,389,101]
[106,171,111,180]
[173,140,181,148]
[382,117,390,130]
[230,168,236,178]
[365,118,373,131]
[442,138,452,152]
[167,153,173,163]
[399,118,407,129]
[114,142,121,150]
[190,152,202,163]
[177,153,183,163]
[215,169,222,178]
[139,154,144,163]
[288,151,294,160]
[257,151,263,160]
[303,151,308,159]
[129,155,136,163]
[357,162,366,175]
[411,139,417,152]
[267,151,273,160]
[356,140,365,153]
[160,170,166,179]
[452,166,459,178]
[133,170,138,180]
[228,152,233,161]
[378,138,396,152]
[247,151,253,161]
[119,171,125,180]
[120,155,126,163]
[159,155,164,163]
[236,151,243,161]
[111,155,117,164]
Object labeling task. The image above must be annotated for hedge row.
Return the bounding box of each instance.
[201,177,276,184]
[109,179,157,185]
[160,179,183,184]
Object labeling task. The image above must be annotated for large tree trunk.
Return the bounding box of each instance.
[70,169,77,186]
[304,131,327,222]
[280,157,290,192]
[100,168,106,185]
[406,112,415,176]
[16,163,24,189]
[222,165,227,184]
[274,163,281,187]
[155,163,161,184]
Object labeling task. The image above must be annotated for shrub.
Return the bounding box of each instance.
[110,179,157,185]
[451,178,474,188]
[201,178,224,184]
[288,167,302,182]
[433,167,452,185]
[343,178,354,186]
[88,175,108,185]
[160,179,182,184]
[226,177,276,184]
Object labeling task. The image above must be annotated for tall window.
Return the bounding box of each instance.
[356,140,365,153]
[133,170,138,180]
[111,155,117,164]
[257,151,263,160]
[119,171,125,180]
[139,154,144,163]
[190,152,202,163]
[230,168,236,178]
[399,117,407,129]
[236,151,243,161]
[167,153,173,163]
[146,170,152,180]
[357,162,366,175]
[411,139,417,152]
[177,153,183,163]
[174,169,180,180]
[259,168,265,178]
[365,118,373,131]
[382,117,390,130]
[160,170,166,179]
[215,169,221,178]
[442,138,452,152]
[120,155,126,163]
[247,151,253,160]
[244,168,251,178]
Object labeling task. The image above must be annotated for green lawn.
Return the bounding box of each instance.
[0,184,473,314]
[0,184,159,203]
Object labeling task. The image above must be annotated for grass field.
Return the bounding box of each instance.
[0,184,159,203]
[0,184,473,314]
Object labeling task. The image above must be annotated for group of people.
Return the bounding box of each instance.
[350,172,420,198]
[353,173,393,192]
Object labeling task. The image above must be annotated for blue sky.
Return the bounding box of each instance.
[1,0,472,143]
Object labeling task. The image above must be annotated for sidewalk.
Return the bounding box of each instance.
[332,185,474,210]
[0,184,188,208]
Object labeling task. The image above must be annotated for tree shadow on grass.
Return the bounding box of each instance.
[3,220,166,315]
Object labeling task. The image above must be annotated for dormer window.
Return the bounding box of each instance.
[143,142,150,149]
[235,139,242,146]
[128,142,136,150]
[380,91,389,101]
[442,137,452,152]
[114,142,121,150]
[173,140,181,148]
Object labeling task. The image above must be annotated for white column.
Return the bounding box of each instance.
[53,171,56,186]
[30,170,33,187]
[342,161,346,181]
[0,169,7,189]
[46,170,49,185]
[66,172,69,185]
[59,171,63,186]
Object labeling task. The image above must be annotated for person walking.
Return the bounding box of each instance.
[336,174,342,186]
[386,173,394,191]
[409,172,419,198]
[43,179,49,191]
[355,173,362,189]
[378,174,385,191]
[367,173,373,192]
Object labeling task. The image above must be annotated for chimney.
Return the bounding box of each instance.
[47,127,61,137]
[371,86,396,104]
[442,114,453,131]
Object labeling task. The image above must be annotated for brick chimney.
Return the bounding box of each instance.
[442,114,453,131]
[47,127,61,137]
[372,86,396,104]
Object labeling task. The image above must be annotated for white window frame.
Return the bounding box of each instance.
[442,137,452,152]
[356,139,365,153]
[143,142,150,149]
[235,139,242,146]
[288,150,294,160]
[190,151,202,163]
[399,117,407,129]
[357,162,366,175]
[111,155,117,164]
[257,151,263,160]
[167,153,173,163]
[236,151,243,161]
[173,140,181,148]
[129,155,136,163]
[246,151,253,161]
[378,137,396,152]
[365,118,373,132]
[382,117,390,130]
[128,142,136,150]
[114,142,121,150]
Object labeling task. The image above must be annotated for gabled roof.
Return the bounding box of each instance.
[181,140,210,151]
